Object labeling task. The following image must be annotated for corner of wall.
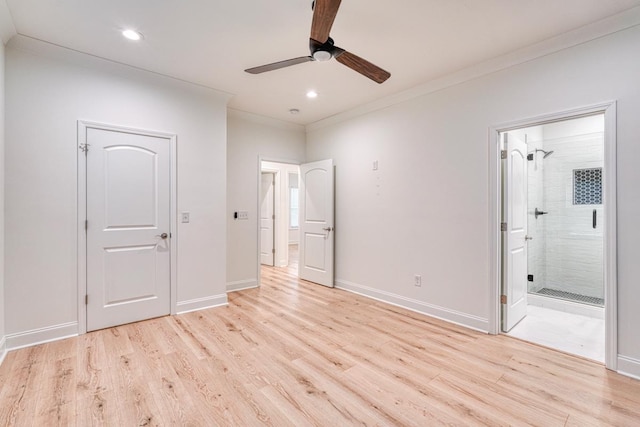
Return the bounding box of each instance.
[176,294,228,315]
[0,0,16,45]
[0,336,6,366]
[226,279,258,293]
[617,355,640,380]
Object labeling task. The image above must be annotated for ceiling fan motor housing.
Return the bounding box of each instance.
[310,37,337,61]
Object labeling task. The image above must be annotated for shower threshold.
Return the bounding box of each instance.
[531,288,604,307]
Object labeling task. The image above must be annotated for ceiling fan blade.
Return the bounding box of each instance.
[245,56,313,74]
[310,0,342,44]
[334,50,391,84]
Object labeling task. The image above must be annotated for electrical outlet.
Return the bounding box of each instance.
[414,275,422,287]
[373,160,379,171]
[181,212,190,223]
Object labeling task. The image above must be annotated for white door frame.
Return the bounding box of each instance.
[488,102,617,370]
[256,157,300,287]
[77,120,178,335]
[260,171,276,266]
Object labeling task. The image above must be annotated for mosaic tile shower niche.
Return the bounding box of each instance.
[573,167,602,205]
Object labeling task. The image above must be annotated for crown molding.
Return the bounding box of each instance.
[8,34,234,102]
[307,6,640,132]
[228,108,306,132]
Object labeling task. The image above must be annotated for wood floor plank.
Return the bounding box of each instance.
[109,350,164,427]
[33,356,77,426]
[0,344,47,426]
[429,371,568,426]
[0,256,639,425]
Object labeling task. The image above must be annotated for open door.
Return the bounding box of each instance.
[502,133,528,332]
[260,172,275,266]
[299,159,334,287]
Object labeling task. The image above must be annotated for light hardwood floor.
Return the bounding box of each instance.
[1,260,639,425]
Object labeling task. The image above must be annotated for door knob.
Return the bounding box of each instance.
[323,227,333,232]
[525,235,533,241]
[157,233,168,239]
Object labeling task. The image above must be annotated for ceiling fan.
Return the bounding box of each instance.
[244,0,390,84]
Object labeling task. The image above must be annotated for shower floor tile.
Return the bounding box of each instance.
[507,305,604,362]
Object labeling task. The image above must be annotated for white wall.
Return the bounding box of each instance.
[0,0,13,362]
[0,36,6,362]
[227,110,305,291]
[306,25,640,373]
[4,37,230,346]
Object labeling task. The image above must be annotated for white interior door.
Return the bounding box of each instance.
[503,132,528,332]
[86,126,171,331]
[299,159,334,287]
[260,172,275,266]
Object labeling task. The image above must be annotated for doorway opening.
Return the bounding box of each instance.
[491,103,617,369]
[258,161,300,282]
[257,158,335,289]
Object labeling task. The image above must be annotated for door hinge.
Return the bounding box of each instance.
[500,222,507,232]
[500,295,507,304]
[85,295,88,305]
[272,248,275,254]
[501,150,507,159]
[85,219,88,231]
[79,143,90,153]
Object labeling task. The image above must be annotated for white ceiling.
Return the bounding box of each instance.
[6,0,640,125]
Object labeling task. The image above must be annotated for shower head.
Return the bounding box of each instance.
[535,149,554,159]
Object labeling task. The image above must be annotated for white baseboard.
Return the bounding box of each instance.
[335,279,489,333]
[527,294,604,319]
[0,335,7,366]
[6,321,78,351]
[617,355,640,380]
[176,294,228,315]
[226,279,258,293]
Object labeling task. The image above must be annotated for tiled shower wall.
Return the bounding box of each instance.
[527,116,604,300]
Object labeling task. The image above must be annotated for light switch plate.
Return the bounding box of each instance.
[181,212,190,223]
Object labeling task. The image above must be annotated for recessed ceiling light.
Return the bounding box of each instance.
[122,29,143,41]
[306,90,318,99]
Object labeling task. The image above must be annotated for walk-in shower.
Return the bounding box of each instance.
[526,115,605,307]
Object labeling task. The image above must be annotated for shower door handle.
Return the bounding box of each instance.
[593,209,597,229]
[534,208,548,219]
